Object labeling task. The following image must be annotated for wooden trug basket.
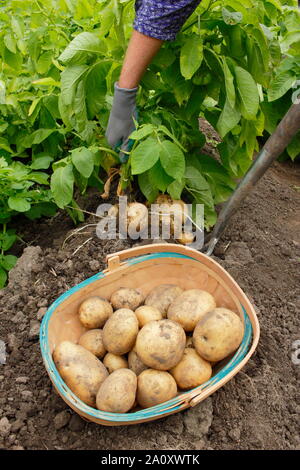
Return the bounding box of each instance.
[40,243,260,426]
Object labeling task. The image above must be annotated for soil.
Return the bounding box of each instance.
[0,160,299,451]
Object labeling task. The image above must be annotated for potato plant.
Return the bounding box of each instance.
[0,0,299,285]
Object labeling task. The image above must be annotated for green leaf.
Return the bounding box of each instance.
[60,65,89,107]
[1,254,17,271]
[28,172,49,185]
[148,160,173,192]
[159,141,185,180]
[287,132,300,161]
[1,232,17,251]
[180,35,203,80]
[217,99,241,138]
[222,7,243,25]
[85,62,111,117]
[129,124,154,140]
[8,196,31,212]
[4,33,16,53]
[131,137,160,175]
[222,57,236,108]
[138,172,159,203]
[58,32,106,65]
[267,70,296,102]
[30,156,53,170]
[50,164,74,209]
[71,147,94,178]
[234,66,259,119]
[167,179,185,200]
[0,267,7,289]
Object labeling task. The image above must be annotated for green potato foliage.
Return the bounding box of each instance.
[0,0,299,286]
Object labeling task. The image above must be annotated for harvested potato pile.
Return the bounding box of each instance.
[53,284,244,413]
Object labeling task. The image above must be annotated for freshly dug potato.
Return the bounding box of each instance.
[53,341,108,407]
[145,284,183,317]
[103,352,128,374]
[127,202,148,232]
[135,305,163,328]
[96,368,137,413]
[78,296,113,329]
[128,345,149,375]
[137,369,177,408]
[170,348,212,390]
[167,289,216,332]
[135,319,186,370]
[110,287,144,311]
[177,231,195,245]
[193,308,244,362]
[102,308,139,355]
[78,329,106,358]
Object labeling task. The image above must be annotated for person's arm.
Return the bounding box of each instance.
[118,31,163,89]
[106,1,202,157]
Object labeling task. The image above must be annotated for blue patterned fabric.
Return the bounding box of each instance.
[134,0,201,41]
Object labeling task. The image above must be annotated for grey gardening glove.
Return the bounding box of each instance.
[105,82,138,163]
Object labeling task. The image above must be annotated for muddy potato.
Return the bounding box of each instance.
[136,319,186,370]
[135,305,162,328]
[193,308,244,362]
[96,368,137,413]
[170,348,212,390]
[128,345,149,375]
[103,352,128,374]
[167,289,216,332]
[102,308,139,355]
[53,341,108,407]
[78,296,113,329]
[145,284,183,317]
[110,287,144,311]
[137,369,177,408]
[78,329,106,358]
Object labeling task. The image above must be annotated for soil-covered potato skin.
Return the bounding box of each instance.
[193,308,244,362]
[137,369,177,408]
[102,308,139,355]
[110,287,144,311]
[135,319,186,370]
[53,341,108,407]
[167,289,216,332]
[0,161,299,450]
[145,284,183,317]
[96,369,137,413]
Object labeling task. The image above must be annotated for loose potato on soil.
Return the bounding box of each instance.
[103,352,128,374]
[137,369,177,408]
[167,289,216,332]
[78,329,106,358]
[102,308,139,355]
[145,284,183,317]
[53,341,108,407]
[128,345,149,375]
[96,368,137,413]
[135,305,163,328]
[110,287,144,311]
[78,296,113,329]
[127,202,148,232]
[135,319,186,370]
[193,308,244,362]
[170,348,212,390]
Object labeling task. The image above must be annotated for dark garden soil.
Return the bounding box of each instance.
[0,160,299,451]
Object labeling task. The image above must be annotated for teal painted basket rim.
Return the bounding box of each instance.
[40,251,253,423]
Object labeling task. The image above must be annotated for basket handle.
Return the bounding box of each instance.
[105,243,199,272]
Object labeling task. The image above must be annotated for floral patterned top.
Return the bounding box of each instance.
[134,0,202,41]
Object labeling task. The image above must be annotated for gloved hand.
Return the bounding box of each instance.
[105,82,138,163]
